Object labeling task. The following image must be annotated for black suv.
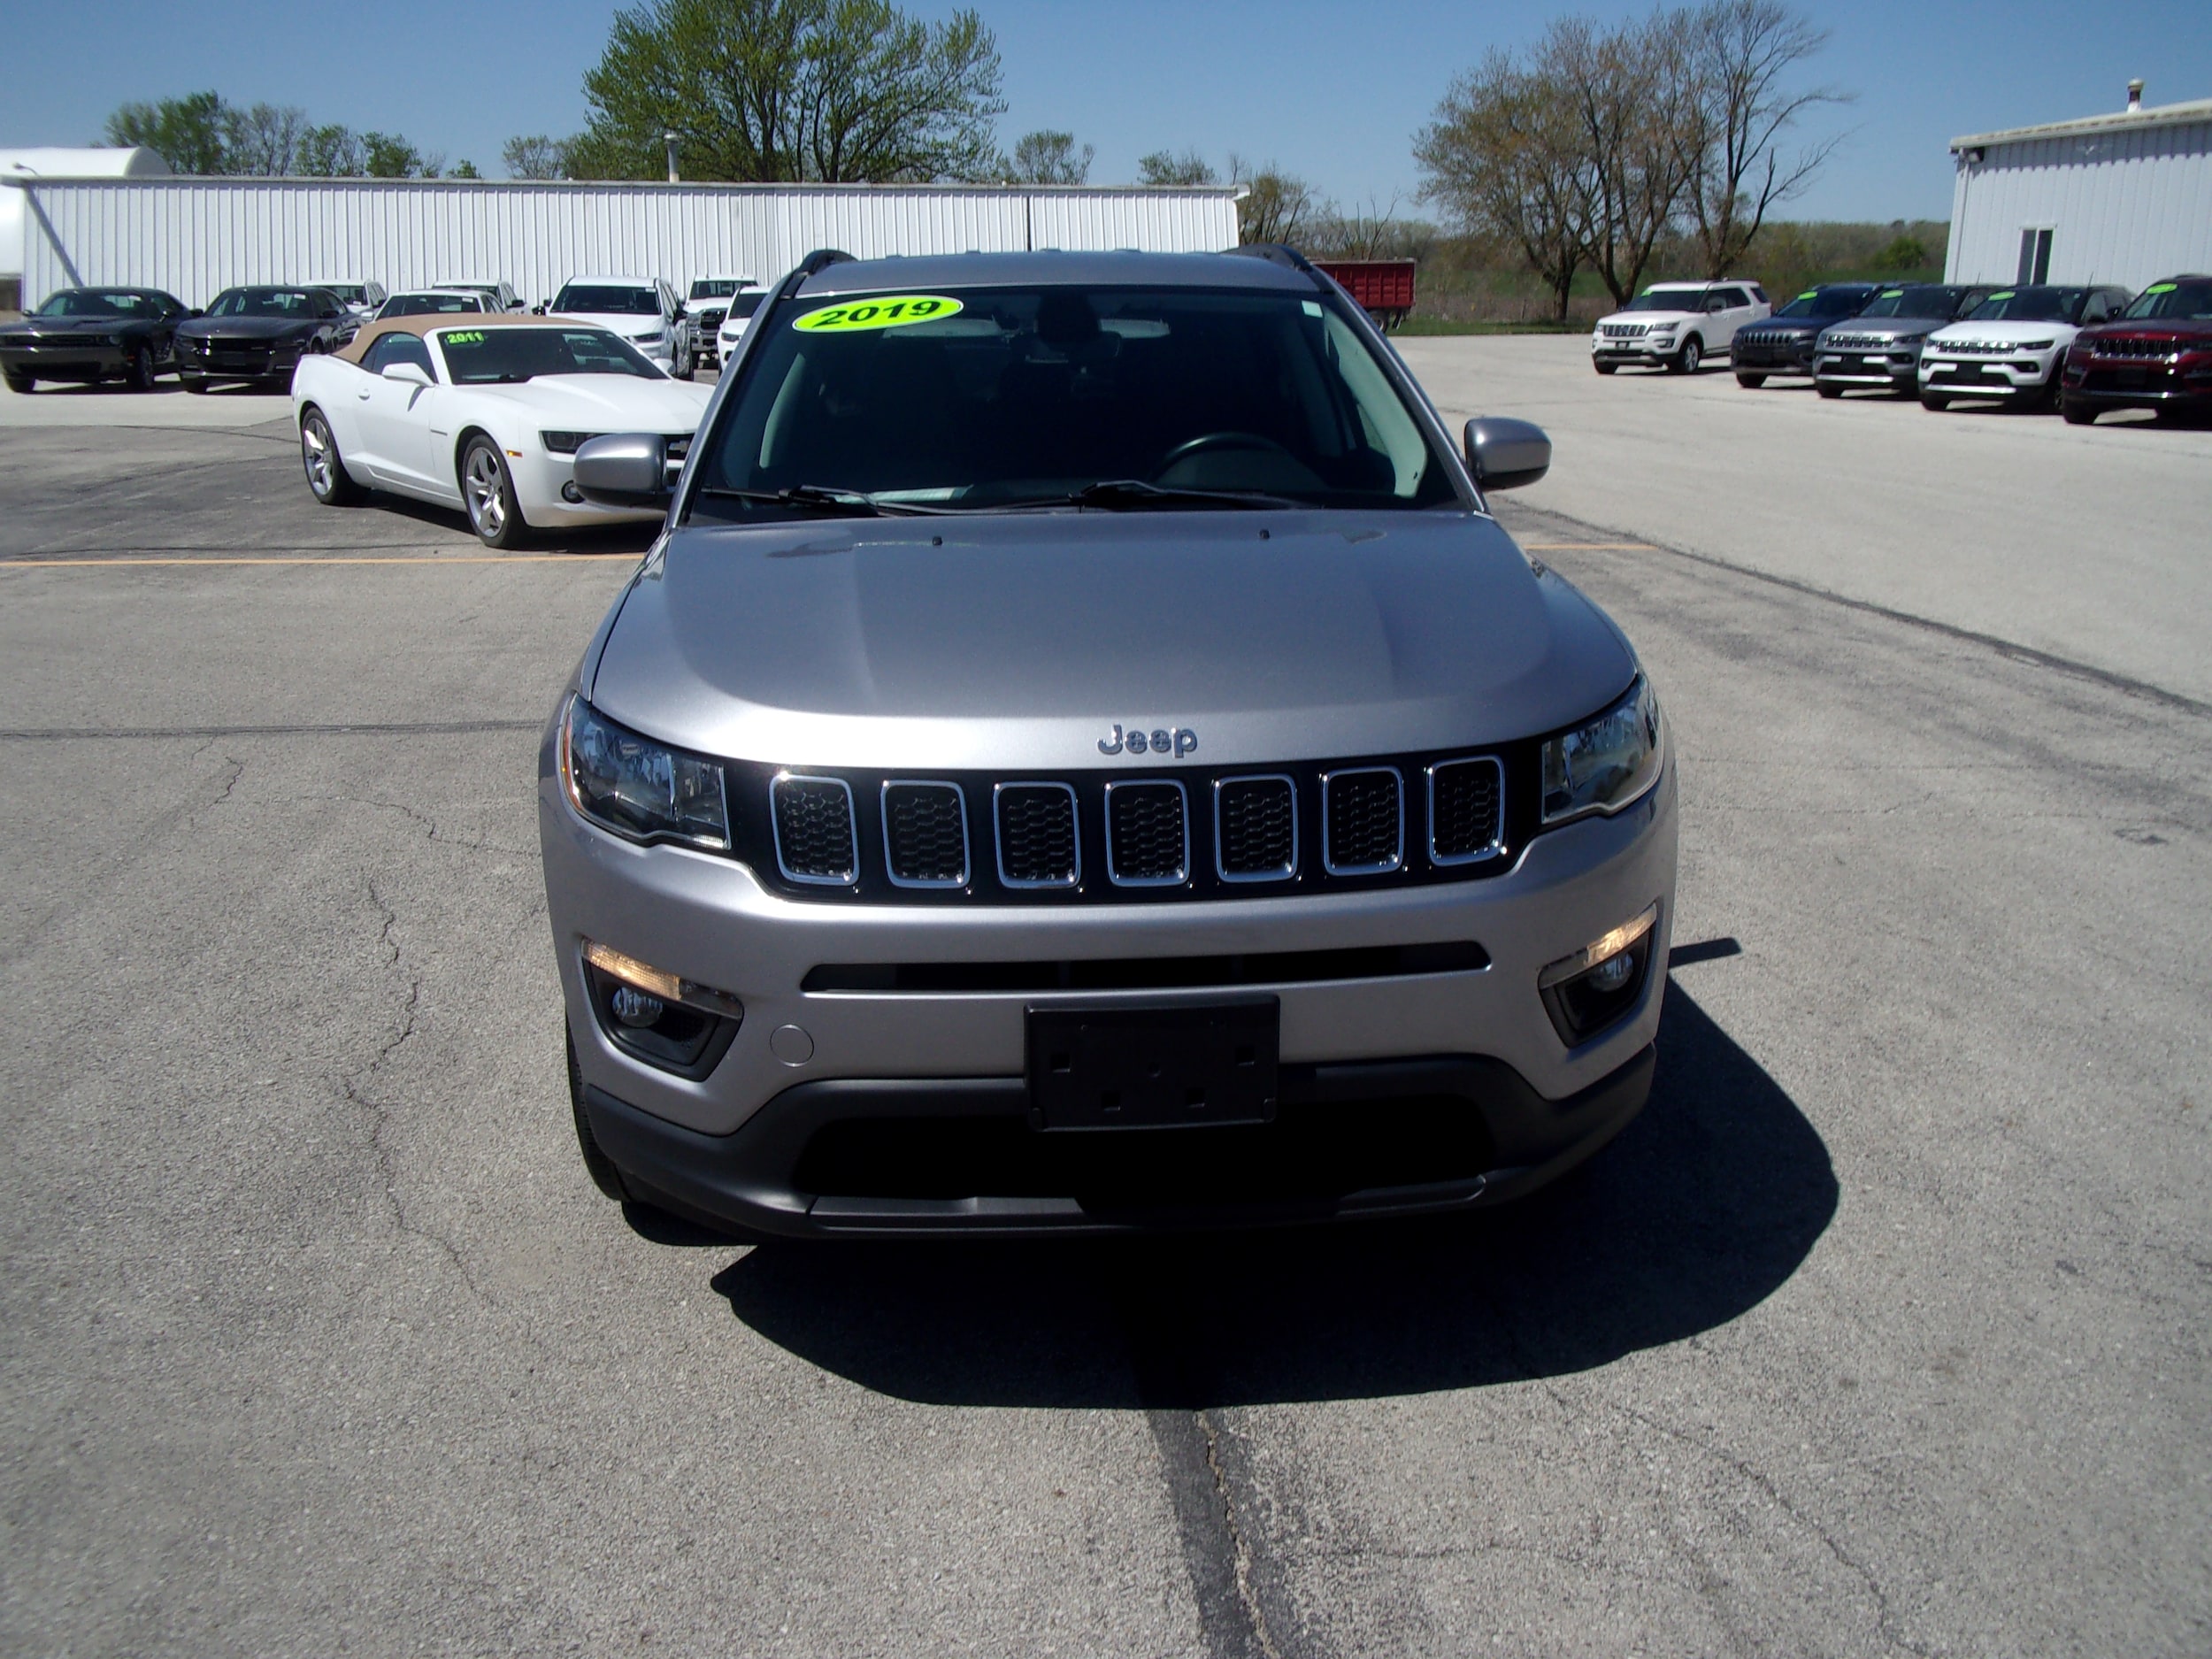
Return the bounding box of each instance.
[1732,284,1878,387]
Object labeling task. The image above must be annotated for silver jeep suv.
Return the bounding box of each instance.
[541,248,1677,1237]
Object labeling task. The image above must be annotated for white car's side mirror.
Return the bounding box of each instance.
[381,363,433,388]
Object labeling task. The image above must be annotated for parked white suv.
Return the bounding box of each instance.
[1592,281,1770,375]
[549,277,695,379]
[714,284,775,368]
[1916,284,2133,411]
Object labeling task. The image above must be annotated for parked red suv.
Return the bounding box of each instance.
[2062,275,2212,425]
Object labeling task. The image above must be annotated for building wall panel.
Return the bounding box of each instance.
[10,180,1241,309]
[1947,119,2212,288]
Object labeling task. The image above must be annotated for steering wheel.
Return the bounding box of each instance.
[1154,430,1295,479]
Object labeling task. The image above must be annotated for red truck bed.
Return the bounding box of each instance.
[1312,259,1417,329]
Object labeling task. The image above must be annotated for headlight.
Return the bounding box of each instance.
[2016,339,2055,351]
[561,697,730,850]
[631,329,664,344]
[1541,679,1663,826]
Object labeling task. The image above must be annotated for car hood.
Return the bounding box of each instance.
[1741,317,1831,334]
[1595,310,1696,328]
[589,511,1637,770]
[178,315,319,340]
[558,311,668,338]
[2083,319,2212,343]
[481,374,710,426]
[1928,319,2080,346]
[1,315,157,335]
[1819,318,1942,340]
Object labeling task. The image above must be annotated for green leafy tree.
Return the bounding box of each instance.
[503,134,572,180]
[449,159,483,179]
[571,0,1004,182]
[1137,147,1217,187]
[363,133,441,178]
[104,91,229,173]
[297,124,366,176]
[1876,233,1928,271]
[1002,129,1092,185]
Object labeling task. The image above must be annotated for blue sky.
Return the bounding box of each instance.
[5,0,2208,223]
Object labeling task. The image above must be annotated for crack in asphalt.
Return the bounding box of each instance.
[326,794,535,860]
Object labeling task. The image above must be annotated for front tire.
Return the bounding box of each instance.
[300,407,365,505]
[126,344,157,392]
[1736,372,1766,388]
[1594,361,1617,375]
[2062,396,2095,426]
[672,341,695,380]
[3,368,31,395]
[1816,382,1843,399]
[1671,336,1703,375]
[1920,392,1949,411]
[460,434,528,549]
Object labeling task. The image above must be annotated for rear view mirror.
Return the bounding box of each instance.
[573,433,671,506]
[1463,418,1551,492]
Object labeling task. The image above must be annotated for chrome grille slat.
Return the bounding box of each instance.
[881,780,968,888]
[1322,767,1403,876]
[1215,775,1297,882]
[1104,780,1189,887]
[995,782,1079,888]
[1428,757,1505,865]
[771,773,857,885]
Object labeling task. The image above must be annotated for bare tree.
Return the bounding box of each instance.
[1002,129,1093,184]
[1685,0,1847,275]
[1137,148,1217,188]
[222,103,310,175]
[1416,51,1588,319]
[503,134,572,180]
[1229,156,1316,244]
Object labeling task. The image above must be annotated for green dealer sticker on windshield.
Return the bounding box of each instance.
[2144,281,2177,295]
[794,295,964,333]
[443,330,485,344]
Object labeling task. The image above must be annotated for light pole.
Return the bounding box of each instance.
[664,132,680,184]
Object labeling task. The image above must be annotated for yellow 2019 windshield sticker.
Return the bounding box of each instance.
[793,296,964,333]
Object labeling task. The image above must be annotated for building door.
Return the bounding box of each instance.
[2016,227,2054,285]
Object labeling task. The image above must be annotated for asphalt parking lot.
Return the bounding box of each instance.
[2,347,2207,1657]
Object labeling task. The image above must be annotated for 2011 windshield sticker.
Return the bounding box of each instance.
[443,330,485,343]
[793,296,964,333]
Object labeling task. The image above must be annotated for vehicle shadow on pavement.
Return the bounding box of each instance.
[710,980,1836,1407]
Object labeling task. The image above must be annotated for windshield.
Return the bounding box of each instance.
[381,293,484,318]
[1857,287,1964,320]
[36,290,165,319]
[1967,287,2085,323]
[1624,290,1704,312]
[209,288,322,319]
[1774,288,1867,320]
[690,280,744,301]
[692,284,1456,521]
[555,284,661,316]
[435,326,664,383]
[726,292,767,320]
[2121,280,2212,321]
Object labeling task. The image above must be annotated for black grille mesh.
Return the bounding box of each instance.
[772,777,856,882]
[1217,778,1295,878]
[1108,784,1188,883]
[997,786,1077,885]
[884,783,967,885]
[1430,759,1502,862]
[1325,770,1402,872]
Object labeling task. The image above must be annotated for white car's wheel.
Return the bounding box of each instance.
[461,435,528,549]
[1671,336,1703,375]
[300,407,365,505]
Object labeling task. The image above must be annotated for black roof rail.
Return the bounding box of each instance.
[796,248,856,277]
[1227,242,1319,275]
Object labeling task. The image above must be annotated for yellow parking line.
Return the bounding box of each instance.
[0,554,643,567]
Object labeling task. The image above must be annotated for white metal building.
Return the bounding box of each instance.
[1947,88,2212,289]
[0,147,172,311]
[2,175,1244,311]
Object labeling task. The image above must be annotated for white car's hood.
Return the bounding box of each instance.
[558,311,669,343]
[1928,319,2080,348]
[1595,310,1697,329]
[480,374,710,429]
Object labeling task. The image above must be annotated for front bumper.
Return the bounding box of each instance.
[1592,337,1681,365]
[1814,350,1919,392]
[541,723,1678,1232]
[178,341,306,383]
[2063,360,2212,413]
[1920,355,2056,397]
[1,342,128,380]
[1732,335,1817,373]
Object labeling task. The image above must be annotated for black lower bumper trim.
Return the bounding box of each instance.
[581,1043,1655,1238]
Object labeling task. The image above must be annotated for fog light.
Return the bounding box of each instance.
[1539,903,1660,1046]
[561,481,585,503]
[580,939,742,1078]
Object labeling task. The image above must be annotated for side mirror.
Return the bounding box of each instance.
[1463,417,1551,493]
[1705,298,1728,313]
[572,433,671,507]
[380,362,433,388]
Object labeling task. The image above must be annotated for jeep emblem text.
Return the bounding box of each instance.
[1099,724,1197,758]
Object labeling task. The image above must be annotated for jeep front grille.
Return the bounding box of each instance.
[995,783,1079,887]
[2093,337,2179,359]
[1215,775,1297,882]
[772,774,857,885]
[1428,757,1504,864]
[1322,767,1404,875]
[881,781,968,887]
[1105,781,1189,887]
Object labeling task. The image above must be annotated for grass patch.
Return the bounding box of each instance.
[1391,318,1588,336]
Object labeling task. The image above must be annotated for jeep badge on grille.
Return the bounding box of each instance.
[1099,724,1197,758]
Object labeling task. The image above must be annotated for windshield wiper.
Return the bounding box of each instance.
[995,479,1298,511]
[693,484,943,518]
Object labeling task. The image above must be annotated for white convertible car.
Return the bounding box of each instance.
[291,315,711,547]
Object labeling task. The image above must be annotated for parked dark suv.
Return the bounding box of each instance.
[1732,283,1878,387]
[2061,276,2212,425]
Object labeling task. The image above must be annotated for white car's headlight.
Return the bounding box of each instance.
[562,697,730,849]
[632,329,664,344]
[1541,678,1663,826]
